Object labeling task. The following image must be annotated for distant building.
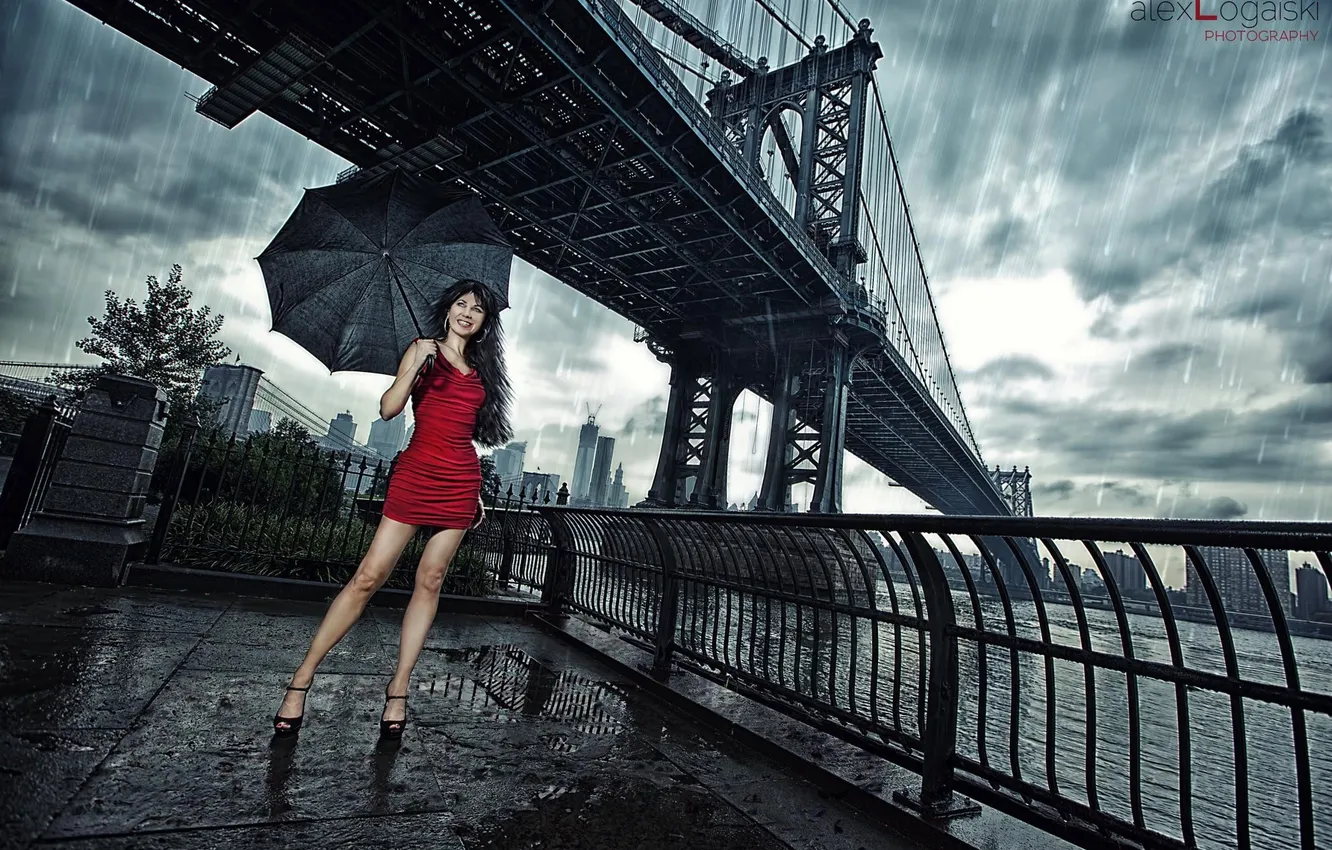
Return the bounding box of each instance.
[248,409,272,434]
[1189,546,1291,617]
[608,463,629,509]
[1295,563,1330,620]
[1080,568,1108,597]
[491,441,527,494]
[589,436,615,506]
[198,364,263,437]
[368,415,407,459]
[1101,549,1145,595]
[324,412,357,451]
[572,414,599,502]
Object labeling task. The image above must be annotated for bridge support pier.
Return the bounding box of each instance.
[757,337,852,514]
[643,346,741,509]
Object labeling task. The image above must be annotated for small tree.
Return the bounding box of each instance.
[271,417,315,446]
[479,453,502,502]
[60,264,231,421]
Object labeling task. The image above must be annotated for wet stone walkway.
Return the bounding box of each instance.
[0,581,914,849]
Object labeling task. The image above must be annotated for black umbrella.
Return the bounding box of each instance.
[257,169,512,375]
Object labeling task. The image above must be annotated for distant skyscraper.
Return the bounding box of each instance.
[1294,563,1330,620]
[1100,549,1145,594]
[368,415,407,458]
[326,412,357,449]
[248,409,272,434]
[198,364,263,436]
[1189,546,1291,616]
[608,463,628,509]
[572,413,599,502]
[589,436,615,506]
[491,441,527,493]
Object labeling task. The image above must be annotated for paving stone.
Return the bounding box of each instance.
[0,585,229,634]
[0,625,199,731]
[43,671,448,838]
[0,729,122,849]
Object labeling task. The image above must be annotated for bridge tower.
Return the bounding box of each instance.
[641,22,881,513]
[642,335,743,509]
[991,466,1034,517]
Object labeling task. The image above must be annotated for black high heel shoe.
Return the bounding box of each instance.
[273,684,310,736]
[380,687,408,739]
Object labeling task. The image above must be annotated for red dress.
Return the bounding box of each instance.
[382,357,485,529]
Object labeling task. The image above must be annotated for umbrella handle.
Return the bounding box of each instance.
[421,354,435,377]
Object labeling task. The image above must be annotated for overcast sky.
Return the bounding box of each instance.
[1,0,1328,530]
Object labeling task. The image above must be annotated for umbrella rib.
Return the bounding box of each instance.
[394,256,461,290]
[329,256,401,367]
[270,256,379,321]
[390,259,439,336]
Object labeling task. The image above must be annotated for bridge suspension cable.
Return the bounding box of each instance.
[753,0,811,50]
[859,73,981,458]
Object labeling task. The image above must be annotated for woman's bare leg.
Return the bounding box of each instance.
[274,517,419,729]
[382,527,466,726]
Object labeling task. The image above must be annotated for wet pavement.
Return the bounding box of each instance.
[0,580,922,849]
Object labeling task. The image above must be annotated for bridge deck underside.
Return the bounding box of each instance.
[62,0,1008,515]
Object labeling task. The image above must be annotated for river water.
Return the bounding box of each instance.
[669,584,1332,850]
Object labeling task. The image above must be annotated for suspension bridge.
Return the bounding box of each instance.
[60,0,1016,516]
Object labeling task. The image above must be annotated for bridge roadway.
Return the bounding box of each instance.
[62,0,1011,515]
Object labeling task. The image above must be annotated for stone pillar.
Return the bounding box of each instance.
[1,375,168,586]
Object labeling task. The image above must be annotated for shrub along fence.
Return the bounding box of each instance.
[146,417,556,597]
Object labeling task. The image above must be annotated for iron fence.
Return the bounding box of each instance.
[530,507,1332,850]
[146,420,558,596]
[0,397,73,548]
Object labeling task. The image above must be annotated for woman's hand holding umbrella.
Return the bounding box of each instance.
[411,338,441,377]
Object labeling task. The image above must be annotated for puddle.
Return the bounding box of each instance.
[432,646,626,746]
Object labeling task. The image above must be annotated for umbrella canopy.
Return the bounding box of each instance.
[257,169,512,375]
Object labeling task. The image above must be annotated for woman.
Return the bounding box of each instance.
[272,278,513,739]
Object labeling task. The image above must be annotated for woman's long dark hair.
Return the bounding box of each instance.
[434,279,513,448]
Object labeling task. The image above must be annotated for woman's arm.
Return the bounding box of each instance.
[379,339,438,420]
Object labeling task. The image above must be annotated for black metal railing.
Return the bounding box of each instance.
[146,420,560,597]
[124,426,1332,849]
[0,397,72,548]
[528,508,1332,850]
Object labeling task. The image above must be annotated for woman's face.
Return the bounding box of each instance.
[447,291,486,340]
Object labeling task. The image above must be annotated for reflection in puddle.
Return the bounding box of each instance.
[435,646,624,748]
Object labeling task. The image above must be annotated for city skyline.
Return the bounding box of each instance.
[1,0,1328,550]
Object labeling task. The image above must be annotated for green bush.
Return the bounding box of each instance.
[164,500,494,596]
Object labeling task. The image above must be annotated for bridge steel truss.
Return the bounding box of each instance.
[62,0,1011,516]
